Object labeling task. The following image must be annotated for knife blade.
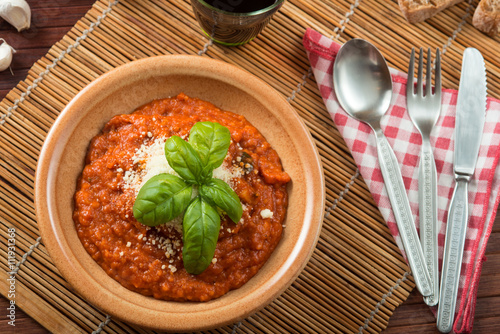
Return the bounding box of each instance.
[436,48,487,333]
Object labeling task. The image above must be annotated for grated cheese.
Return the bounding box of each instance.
[260,209,273,219]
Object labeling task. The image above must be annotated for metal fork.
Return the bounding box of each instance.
[407,47,442,306]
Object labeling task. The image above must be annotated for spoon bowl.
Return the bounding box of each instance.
[333,39,433,298]
[333,39,393,125]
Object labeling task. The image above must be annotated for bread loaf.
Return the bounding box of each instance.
[398,0,464,24]
[473,0,500,36]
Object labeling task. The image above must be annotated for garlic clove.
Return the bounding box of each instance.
[0,0,31,32]
[0,39,16,72]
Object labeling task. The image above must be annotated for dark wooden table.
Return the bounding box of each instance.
[0,1,498,333]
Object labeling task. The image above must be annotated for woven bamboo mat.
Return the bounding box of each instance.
[0,0,499,333]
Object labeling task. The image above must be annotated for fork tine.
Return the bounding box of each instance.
[435,48,442,96]
[426,48,432,97]
[416,48,424,96]
[407,48,415,96]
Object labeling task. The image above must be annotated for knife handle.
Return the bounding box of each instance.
[419,143,439,306]
[374,129,432,297]
[437,177,469,333]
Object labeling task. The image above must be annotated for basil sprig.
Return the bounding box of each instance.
[132,122,242,274]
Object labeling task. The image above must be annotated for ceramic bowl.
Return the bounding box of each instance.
[35,55,324,332]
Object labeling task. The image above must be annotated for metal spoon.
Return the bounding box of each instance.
[333,39,432,297]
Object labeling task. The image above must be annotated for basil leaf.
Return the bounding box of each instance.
[200,178,242,224]
[182,197,221,275]
[133,174,192,226]
[165,136,204,184]
[189,122,231,169]
[200,164,214,184]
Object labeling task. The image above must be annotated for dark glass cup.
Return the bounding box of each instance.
[190,0,285,46]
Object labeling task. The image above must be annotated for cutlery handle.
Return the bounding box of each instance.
[374,130,432,297]
[437,177,469,333]
[419,143,440,306]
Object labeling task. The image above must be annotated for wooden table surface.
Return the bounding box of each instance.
[0,1,498,333]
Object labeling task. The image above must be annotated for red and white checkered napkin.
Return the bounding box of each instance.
[303,28,500,333]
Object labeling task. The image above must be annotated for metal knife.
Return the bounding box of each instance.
[436,48,487,333]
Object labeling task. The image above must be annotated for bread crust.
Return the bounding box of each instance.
[398,0,464,24]
[473,0,500,36]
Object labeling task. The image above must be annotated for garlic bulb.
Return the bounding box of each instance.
[0,0,31,32]
[0,39,16,72]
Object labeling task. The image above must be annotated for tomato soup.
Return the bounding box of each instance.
[73,93,290,302]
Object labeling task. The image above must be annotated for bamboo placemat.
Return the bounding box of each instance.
[0,0,498,333]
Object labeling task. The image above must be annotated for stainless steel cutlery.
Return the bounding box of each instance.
[334,42,488,333]
[407,47,442,306]
[436,48,487,333]
[333,39,432,297]
[407,47,487,333]
[406,48,486,333]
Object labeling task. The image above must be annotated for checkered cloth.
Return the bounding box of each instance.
[303,28,500,334]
